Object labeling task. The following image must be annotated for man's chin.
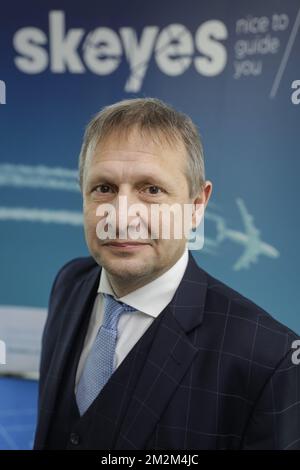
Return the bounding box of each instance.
[96,253,152,279]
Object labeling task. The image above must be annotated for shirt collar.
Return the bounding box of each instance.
[98,245,189,318]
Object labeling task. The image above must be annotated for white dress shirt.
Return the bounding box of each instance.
[75,245,189,392]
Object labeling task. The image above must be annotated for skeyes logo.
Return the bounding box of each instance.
[13,10,228,92]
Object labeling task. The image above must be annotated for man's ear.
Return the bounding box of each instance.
[200,180,212,207]
[191,180,213,229]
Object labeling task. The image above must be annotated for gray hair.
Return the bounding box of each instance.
[78,97,205,198]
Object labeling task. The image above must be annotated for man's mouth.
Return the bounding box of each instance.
[103,241,150,250]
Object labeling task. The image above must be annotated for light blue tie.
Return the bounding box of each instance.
[76,293,136,416]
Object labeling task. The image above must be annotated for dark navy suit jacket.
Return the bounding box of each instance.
[34,252,300,449]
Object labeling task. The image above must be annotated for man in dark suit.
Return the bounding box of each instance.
[34,98,300,450]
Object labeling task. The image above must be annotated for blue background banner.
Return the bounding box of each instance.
[0,0,299,384]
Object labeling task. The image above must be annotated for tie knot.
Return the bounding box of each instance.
[103,293,136,311]
[101,293,136,330]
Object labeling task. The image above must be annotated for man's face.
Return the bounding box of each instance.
[82,127,204,285]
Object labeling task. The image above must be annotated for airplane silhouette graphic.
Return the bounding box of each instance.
[204,198,280,271]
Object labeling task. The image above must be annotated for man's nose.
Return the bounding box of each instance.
[114,188,142,236]
[114,186,139,214]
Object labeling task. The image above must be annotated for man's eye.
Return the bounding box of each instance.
[145,186,163,195]
[94,184,113,193]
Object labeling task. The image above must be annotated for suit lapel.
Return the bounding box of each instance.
[115,252,208,449]
[37,263,101,446]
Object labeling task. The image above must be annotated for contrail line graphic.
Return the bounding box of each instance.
[270,6,300,98]
[0,207,83,226]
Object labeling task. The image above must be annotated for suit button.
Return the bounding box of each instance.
[69,432,80,446]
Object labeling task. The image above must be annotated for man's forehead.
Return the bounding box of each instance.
[92,127,186,159]
[83,128,190,194]
[92,149,168,164]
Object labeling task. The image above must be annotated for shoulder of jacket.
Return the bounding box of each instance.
[201,268,299,355]
[51,256,98,290]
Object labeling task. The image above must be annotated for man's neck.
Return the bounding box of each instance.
[106,266,171,298]
[106,248,188,298]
